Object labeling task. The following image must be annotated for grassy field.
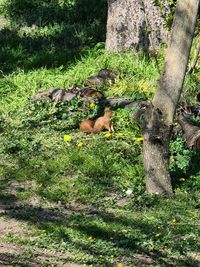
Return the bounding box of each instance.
[0,1,200,266]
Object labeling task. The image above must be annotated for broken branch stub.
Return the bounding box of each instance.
[178,112,200,148]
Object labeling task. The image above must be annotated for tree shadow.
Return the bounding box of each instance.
[0,0,107,73]
[4,0,107,27]
[0,197,199,266]
[0,252,31,267]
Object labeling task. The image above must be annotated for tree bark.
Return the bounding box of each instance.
[106,0,169,52]
[143,0,200,195]
[142,104,173,195]
[178,112,200,148]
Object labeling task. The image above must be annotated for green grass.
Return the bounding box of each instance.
[0,47,200,266]
[0,1,200,266]
[0,48,151,204]
[1,193,200,266]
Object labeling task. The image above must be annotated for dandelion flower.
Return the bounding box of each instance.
[64,134,72,142]
[76,142,84,148]
[89,102,96,108]
[135,137,144,141]
[179,178,185,182]
[117,263,124,267]
[88,236,93,241]
[155,233,161,238]
[104,132,112,138]
[172,218,177,223]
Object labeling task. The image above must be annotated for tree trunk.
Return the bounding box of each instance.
[143,0,200,195]
[106,0,169,52]
[153,0,200,125]
[141,103,172,195]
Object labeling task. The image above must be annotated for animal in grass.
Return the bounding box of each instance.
[93,107,114,132]
[79,107,114,133]
[85,69,116,87]
[79,119,95,133]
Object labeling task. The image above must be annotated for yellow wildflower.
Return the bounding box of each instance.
[76,142,84,148]
[117,263,124,267]
[104,132,112,138]
[172,218,177,223]
[88,236,93,241]
[179,178,185,182]
[64,134,72,142]
[155,233,161,238]
[135,137,144,141]
[89,102,96,108]
[38,183,43,188]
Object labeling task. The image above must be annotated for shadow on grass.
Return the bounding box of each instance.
[0,244,33,267]
[4,0,107,28]
[0,253,31,267]
[1,197,200,266]
[0,0,107,73]
[0,238,83,267]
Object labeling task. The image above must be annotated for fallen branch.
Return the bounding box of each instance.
[177,112,200,148]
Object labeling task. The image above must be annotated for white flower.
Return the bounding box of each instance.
[125,189,133,196]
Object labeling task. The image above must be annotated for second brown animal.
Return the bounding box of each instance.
[80,108,114,133]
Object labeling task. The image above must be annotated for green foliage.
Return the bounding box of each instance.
[170,135,193,172]
[0,43,199,204]
[0,2,200,265]
[190,114,200,127]
[0,48,153,206]
[170,134,200,190]
[153,0,176,30]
